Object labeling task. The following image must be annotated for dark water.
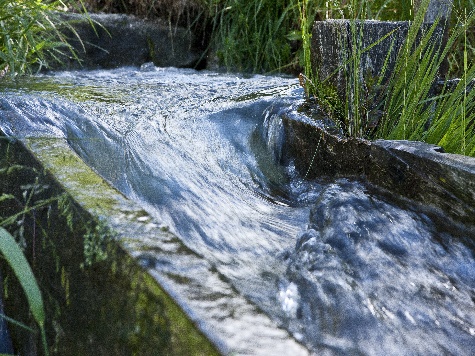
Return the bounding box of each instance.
[1,67,474,355]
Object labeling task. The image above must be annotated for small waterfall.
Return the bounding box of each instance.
[262,105,286,164]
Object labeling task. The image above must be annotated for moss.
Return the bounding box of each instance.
[0,77,127,104]
[0,134,220,355]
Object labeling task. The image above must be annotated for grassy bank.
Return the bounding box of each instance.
[2,1,473,77]
[77,0,473,76]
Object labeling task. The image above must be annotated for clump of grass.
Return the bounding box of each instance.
[447,0,475,77]
[302,0,399,136]
[208,0,300,73]
[0,0,88,77]
[304,0,475,157]
[374,1,475,156]
[374,0,445,140]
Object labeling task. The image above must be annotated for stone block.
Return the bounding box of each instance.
[311,19,446,97]
[414,0,453,23]
[54,13,203,69]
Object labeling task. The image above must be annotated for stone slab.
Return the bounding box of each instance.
[311,19,446,97]
[55,13,203,69]
[278,107,475,227]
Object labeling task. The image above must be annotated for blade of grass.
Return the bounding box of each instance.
[0,227,48,355]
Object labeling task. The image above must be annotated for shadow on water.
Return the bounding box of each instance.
[0,67,474,355]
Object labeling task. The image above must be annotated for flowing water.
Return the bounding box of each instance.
[1,67,474,355]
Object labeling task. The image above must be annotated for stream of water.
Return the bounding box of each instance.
[1,67,474,355]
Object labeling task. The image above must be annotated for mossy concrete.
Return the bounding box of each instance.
[279,108,475,228]
[0,131,310,355]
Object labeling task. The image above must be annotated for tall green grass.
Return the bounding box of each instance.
[0,167,60,355]
[374,1,475,156]
[375,0,444,140]
[304,0,475,157]
[0,227,48,356]
[208,0,299,73]
[0,0,88,77]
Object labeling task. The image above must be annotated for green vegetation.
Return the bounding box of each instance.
[2,0,473,77]
[376,4,475,157]
[78,0,415,74]
[0,227,48,356]
[208,0,298,72]
[0,0,90,77]
[301,0,475,156]
[16,1,471,78]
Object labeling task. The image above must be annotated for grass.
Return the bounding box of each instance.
[206,0,303,73]
[302,0,475,157]
[6,0,470,78]
[0,0,90,77]
[0,155,58,355]
[369,2,475,156]
[206,0,419,74]
[62,1,475,78]
[0,228,48,356]
[197,0,475,156]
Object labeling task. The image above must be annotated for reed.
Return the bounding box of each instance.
[0,228,49,356]
[374,0,442,139]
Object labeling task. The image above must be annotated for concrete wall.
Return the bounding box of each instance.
[0,130,310,355]
[311,19,447,98]
[278,108,475,228]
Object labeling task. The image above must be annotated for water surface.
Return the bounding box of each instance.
[1,67,474,355]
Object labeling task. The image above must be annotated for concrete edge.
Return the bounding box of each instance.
[1,132,310,355]
[280,110,475,227]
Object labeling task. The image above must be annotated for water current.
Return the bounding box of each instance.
[1,67,474,355]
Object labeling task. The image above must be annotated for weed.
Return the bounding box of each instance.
[0,0,90,77]
[0,227,48,356]
[375,1,475,156]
